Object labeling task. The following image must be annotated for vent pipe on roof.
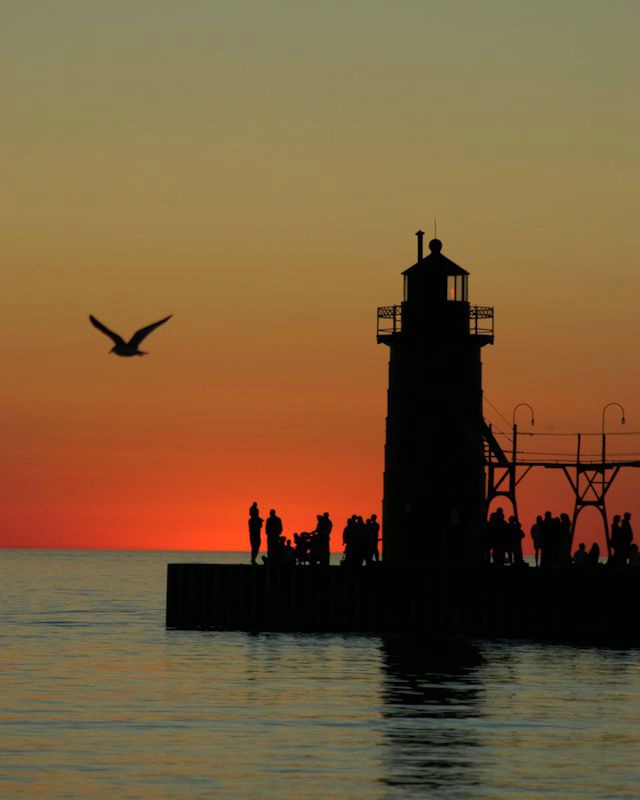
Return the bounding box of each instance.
[416,230,425,261]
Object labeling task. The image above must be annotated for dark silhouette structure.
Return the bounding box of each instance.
[166,231,640,642]
[89,314,172,356]
[166,561,640,642]
[377,233,493,564]
[486,425,640,559]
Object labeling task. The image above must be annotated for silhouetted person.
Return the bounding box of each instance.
[342,514,365,566]
[587,542,600,567]
[488,507,507,566]
[531,515,543,567]
[355,516,367,565]
[559,513,572,566]
[573,542,588,567]
[341,515,352,563]
[282,538,296,564]
[369,514,380,562]
[620,512,634,565]
[315,512,332,566]
[293,531,315,564]
[248,501,263,565]
[508,516,524,565]
[265,508,283,562]
[610,514,623,565]
[363,517,376,565]
[540,511,558,568]
[629,543,640,567]
[539,512,550,567]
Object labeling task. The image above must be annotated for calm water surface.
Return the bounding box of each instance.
[2,550,640,798]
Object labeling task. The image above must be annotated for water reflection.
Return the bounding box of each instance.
[380,637,485,795]
[6,551,640,798]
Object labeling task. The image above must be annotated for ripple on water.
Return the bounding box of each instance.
[2,551,640,798]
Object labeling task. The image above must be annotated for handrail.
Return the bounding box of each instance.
[377,304,494,339]
[376,305,402,337]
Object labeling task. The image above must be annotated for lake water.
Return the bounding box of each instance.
[2,550,640,798]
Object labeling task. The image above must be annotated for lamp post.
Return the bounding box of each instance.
[601,402,626,464]
[506,404,536,528]
[599,403,626,559]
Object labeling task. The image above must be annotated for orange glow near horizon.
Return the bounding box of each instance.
[3,2,640,553]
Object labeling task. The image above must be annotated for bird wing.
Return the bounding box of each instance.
[128,315,173,347]
[89,315,126,347]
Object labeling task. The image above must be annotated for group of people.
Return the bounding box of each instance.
[529,511,573,568]
[247,503,380,566]
[484,507,638,568]
[608,512,638,566]
[342,514,380,566]
[483,508,525,566]
[248,503,332,566]
[532,510,637,568]
[250,501,639,567]
[293,514,332,566]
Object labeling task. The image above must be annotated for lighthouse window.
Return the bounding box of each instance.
[447,275,468,302]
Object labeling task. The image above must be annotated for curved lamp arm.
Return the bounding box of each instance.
[512,403,536,428]
[601,402,626,433]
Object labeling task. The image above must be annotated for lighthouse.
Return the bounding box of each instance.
[377,233,494,564]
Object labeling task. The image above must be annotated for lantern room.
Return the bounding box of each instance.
[402,234,470,307]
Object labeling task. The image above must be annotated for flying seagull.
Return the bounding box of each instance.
[89,314,172,356]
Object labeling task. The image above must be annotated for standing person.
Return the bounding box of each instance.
[355,516,368,565]
[540,511,554,568]
[620,512,634,565]
[369,514,380,562]
[531,515,543,567]
[489,507,507,566]
[342,515,356,564]
[316,512,332,566]
[248,502,263,565]
[610,514,622,565]
[265,508,283,562]
[573,542,588,567]
[508,516,524,565]
[587,542,600,567]
[363,517,375,565]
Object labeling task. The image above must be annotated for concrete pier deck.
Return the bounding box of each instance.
[166,564,640,643]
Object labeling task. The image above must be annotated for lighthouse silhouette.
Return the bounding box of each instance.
[377,232,494,564]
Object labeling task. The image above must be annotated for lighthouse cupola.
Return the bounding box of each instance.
[401,234,471,339]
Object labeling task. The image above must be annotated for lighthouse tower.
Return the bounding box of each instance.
[377,233,494,564]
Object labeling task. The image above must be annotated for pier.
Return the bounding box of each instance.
[166,234,640,644]
[166,563,640,643]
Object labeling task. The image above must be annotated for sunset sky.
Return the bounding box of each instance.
[3,0,640,550]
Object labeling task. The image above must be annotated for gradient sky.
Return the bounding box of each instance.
[3,0,640,550]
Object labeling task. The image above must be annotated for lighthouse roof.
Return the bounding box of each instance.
[402,239,469,276]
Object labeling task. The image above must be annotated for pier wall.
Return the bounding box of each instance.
[166,564,640,642]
